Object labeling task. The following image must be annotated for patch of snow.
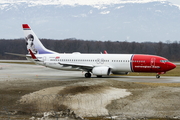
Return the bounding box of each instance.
[115,6,124,9]
[0,0,167,6]
[72,14,87,18]
[100,10,110,14]
[170,3,180,10]
[19,86,131,117]
[89,10,93,14]
[155,10,162,12]
[0,4,9,10]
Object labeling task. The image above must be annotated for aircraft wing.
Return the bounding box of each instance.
[58,62,94,70]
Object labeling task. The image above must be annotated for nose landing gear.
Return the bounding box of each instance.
[156,72,166,79]
[156,74,160,79]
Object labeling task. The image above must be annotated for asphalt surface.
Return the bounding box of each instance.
[0,63,180,83]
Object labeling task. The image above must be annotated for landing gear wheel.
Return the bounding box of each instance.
[156,75,160,79]
[85,73,91,78]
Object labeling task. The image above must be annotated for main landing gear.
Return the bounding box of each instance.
[84,72,103,78]
[85,72,91,78]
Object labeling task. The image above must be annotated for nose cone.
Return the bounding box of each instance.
[167,62,176,71]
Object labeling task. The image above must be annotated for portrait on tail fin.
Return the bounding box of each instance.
[25,34,38,54]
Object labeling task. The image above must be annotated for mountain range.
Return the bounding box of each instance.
[0,0,180,42]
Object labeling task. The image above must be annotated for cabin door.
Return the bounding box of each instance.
[43,56,46,66]
[150,58,156,71]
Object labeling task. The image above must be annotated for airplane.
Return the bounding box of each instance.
[7,24,176,78]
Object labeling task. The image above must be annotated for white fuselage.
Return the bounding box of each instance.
[27,53,133,72]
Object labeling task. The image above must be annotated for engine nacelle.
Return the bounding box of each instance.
[112,72,129,75]
[92,66,111,75]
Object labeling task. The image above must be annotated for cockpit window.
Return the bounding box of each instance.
[160,60,169,63]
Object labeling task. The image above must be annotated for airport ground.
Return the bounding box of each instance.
[0,61,180,120]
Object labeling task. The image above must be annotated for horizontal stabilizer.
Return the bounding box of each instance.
[5,52,27,57]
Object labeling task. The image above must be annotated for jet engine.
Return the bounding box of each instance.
[92,66,111,75]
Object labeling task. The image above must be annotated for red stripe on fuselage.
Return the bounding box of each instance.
[28,49,37,59]
[131,55,168,73]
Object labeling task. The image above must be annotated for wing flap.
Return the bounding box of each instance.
[58,62,93,70]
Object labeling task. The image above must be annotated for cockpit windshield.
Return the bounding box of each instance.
[160,60,169,63]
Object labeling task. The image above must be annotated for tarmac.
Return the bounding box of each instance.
[0,62,180,83]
